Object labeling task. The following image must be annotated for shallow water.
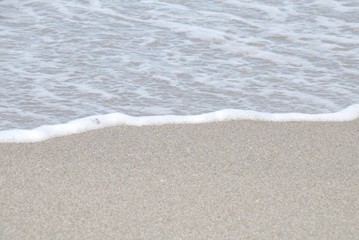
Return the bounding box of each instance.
[1,0,358,130]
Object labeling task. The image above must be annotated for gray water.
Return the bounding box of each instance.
[0,0,358,130]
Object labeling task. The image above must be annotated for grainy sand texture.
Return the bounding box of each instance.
[1,120,358,239]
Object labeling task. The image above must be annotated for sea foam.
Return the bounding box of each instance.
[0,105,358,143]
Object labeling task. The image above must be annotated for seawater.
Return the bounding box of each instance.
[0,0,358,132]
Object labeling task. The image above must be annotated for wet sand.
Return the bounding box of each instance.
[1,120,358,239]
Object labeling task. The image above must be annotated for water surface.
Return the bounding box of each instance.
[0,0,358,130]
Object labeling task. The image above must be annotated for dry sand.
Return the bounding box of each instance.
[1,120,358,239]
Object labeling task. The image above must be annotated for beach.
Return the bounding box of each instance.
[1,120,358,239]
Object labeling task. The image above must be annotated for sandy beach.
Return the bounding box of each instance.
[1,120,358,239]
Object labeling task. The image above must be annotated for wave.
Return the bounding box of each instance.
[0,104,358,143]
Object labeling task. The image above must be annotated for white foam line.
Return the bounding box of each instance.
[0,104,358,143]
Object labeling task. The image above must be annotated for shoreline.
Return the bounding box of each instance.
[1,104,359,143]
[1,120,358,239]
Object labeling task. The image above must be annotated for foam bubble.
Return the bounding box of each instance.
[0,105,358,143]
